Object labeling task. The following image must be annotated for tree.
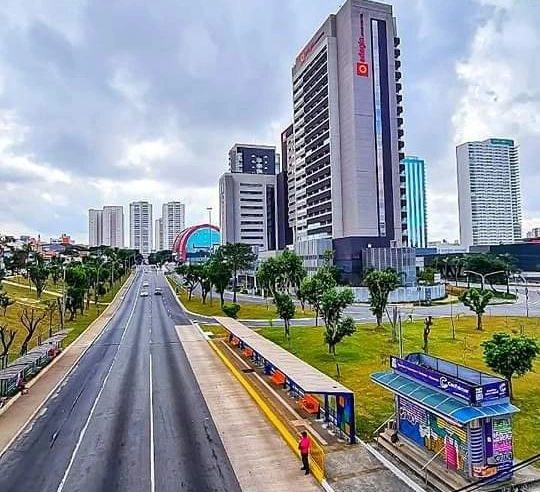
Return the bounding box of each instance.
[195,263,212,304]
[219,243,256,303]
[279,250,306,294]
[207,252,232,306]
[28,255,49,299]
[364,268,401,327]
[65,264,89,320]
[44,299,58,338]
[176,264,199,301]
[299,268,336,326]
[320,287,355,354]
[482,332,539,399]
[418,267,436,285]
[49,257,64,286]
[0,325,17,357]
[19,307,47,355]
[422,316,433,354]
[459,288,493,331]
[0,288,14,316]
[274,292,295,339]
[256,256,281,299]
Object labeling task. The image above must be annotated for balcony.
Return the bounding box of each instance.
[397,105,403,115]
[395,70,402,81]
[396,82,402,92]
[398,128,404,138]
[395,48,401,57]
[398,140,405,150]
[395,59,401,69]
[397,117,404,126]
[394,36,400,47]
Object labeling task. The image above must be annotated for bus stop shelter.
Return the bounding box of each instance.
[215,317,356,444]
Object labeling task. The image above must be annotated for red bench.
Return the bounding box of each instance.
[242,347,253,358]
[270,371,286,386]
[299,394,320,415]
[230,337,240,347]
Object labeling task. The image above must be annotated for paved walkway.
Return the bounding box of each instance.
[0,274,133,456]
[176,323,320,492]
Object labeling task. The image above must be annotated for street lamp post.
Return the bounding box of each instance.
[207,207,213,304]
[517,274,529,318]
[463,270,505,291]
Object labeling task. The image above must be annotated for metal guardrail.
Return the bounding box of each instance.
[421,447,445,484]
[373,413,395,436]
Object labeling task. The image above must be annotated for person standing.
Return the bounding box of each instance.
[298,431,311,475]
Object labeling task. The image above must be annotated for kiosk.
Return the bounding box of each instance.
[371,353,519,483]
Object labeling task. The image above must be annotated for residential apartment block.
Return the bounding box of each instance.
[129,201,153,255]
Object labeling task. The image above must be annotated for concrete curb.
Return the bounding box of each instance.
[0,272,136,454]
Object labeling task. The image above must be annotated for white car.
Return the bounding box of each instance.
[140,291,149,297]
[143,281,149,287]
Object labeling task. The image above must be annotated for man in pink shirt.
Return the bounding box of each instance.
[298,431,311,475]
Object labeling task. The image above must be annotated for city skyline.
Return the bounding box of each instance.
[0,1,539,243]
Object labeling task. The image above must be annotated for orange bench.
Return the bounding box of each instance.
[242,347,253,358]
[270,371,286,386]
[230,337,240,347]
[299,394,320,415]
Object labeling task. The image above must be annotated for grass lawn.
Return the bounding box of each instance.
[0,276,128,362]
[259,315,540,463]
[167,276,314,320]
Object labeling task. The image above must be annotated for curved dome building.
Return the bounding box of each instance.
[172,224,220,263]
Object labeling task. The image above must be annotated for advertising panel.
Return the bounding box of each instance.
[391,357,508,403]
[391,356,473,401]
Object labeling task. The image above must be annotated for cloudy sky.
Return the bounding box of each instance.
[0,0,539,244]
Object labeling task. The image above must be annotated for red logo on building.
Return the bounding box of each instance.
[356,62,369,77]
[356,13,368,77]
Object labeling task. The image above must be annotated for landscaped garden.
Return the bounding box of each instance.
[259,315,540,463]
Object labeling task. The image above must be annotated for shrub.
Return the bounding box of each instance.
[222,303,241,319]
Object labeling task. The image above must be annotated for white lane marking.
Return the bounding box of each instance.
[56,278,141,492]
[149,350,155,492]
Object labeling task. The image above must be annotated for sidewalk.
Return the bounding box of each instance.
[176,323,321,492]
[0,274,134,456]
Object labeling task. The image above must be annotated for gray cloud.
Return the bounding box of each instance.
[0,0,538,242]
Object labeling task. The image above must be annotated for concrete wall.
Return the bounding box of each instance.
[348,283,446,303]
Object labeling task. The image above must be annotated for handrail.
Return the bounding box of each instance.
[422,447,445,485]
[421,447,444,471]
[373,413,395,436]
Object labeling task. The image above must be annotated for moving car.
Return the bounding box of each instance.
[154,288,162,296]
[140,291,149,297]
[143,281,149,287]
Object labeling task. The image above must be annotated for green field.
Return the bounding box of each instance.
[167,276,314,320]
[0,276,127,361]
[259,315,540,462]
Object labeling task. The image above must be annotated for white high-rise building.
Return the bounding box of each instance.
[219,172,277,252]
[161,202,185,250]
[88,209,103,247]
[102,206,124,248]
[129,201,153,255]
[457,138,521,247]
[155,218,163,251]
[289,0,406,245]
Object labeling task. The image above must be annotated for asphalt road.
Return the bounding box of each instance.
[0,267,241,492]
